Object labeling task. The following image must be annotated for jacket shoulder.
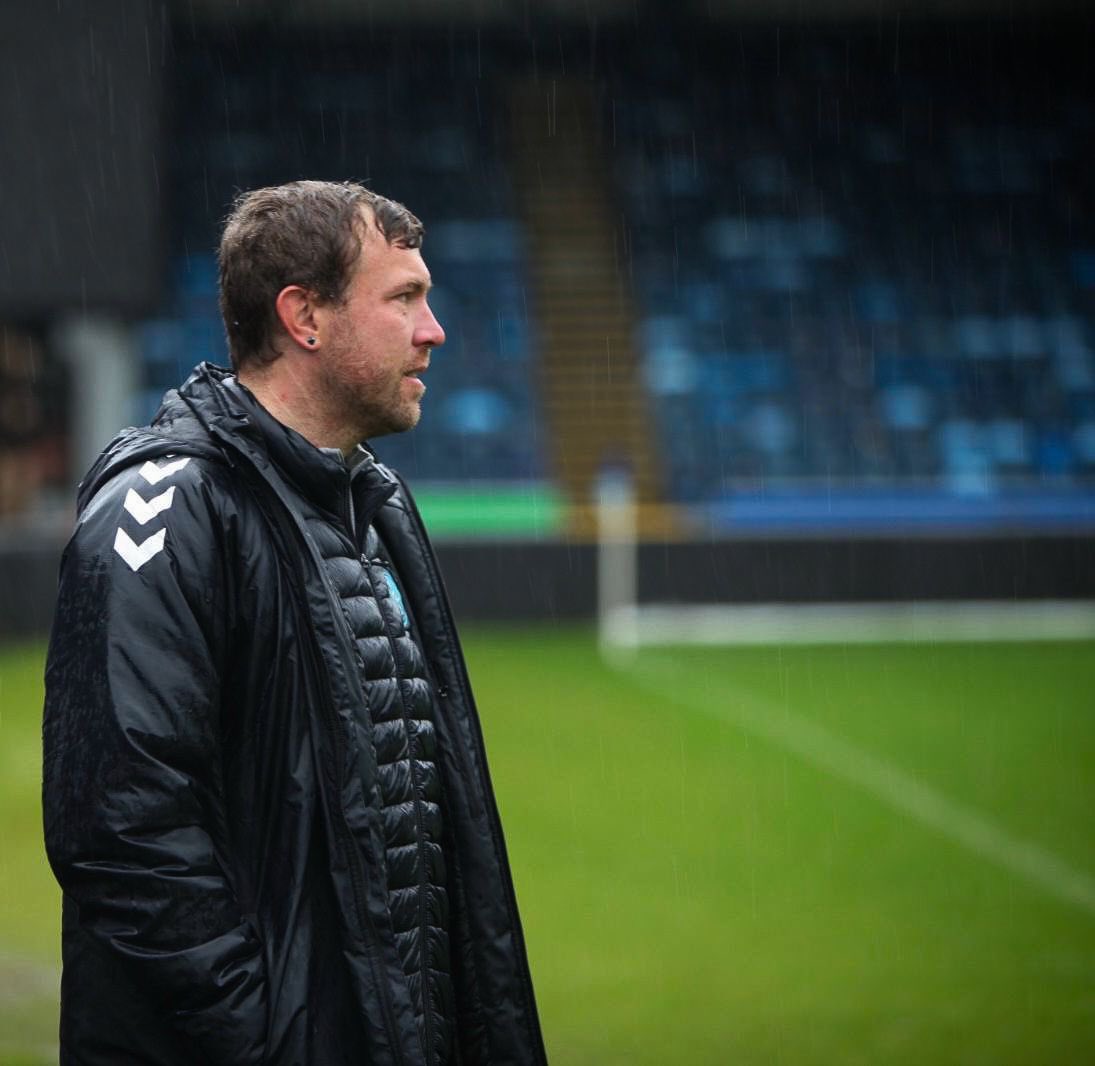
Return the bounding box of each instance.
[53,453,260,678]
[72,452,251,579]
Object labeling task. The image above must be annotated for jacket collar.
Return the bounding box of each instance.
[221,374,354,518]
[172,362,397,529]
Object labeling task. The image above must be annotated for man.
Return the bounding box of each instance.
[43,180,546,1065]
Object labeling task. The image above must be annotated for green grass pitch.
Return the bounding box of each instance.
[2,630,1093,1064]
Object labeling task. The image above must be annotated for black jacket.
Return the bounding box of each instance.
[42,363,546,1065]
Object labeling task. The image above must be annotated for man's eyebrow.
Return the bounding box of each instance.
[390,276,432,295]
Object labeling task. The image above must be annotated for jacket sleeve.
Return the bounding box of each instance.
[43,456,268,1063]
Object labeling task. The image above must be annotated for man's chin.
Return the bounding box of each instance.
[369,405,421,439]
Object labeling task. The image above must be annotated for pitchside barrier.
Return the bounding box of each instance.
[2,507,1094,638]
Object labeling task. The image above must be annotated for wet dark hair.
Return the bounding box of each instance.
[218,180,424,369]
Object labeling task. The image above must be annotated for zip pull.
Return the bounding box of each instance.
[428,659,449,698]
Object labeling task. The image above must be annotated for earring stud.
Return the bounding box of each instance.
[307,336,317,346]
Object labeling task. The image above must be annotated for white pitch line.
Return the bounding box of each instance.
[620,657,1095,918]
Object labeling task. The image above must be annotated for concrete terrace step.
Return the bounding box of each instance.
[510,77,672,529]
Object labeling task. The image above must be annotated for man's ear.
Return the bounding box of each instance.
[274,285,323,351]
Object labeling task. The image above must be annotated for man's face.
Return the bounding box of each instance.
[319,214,445,441]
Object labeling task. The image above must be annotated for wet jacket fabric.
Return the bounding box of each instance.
[42,363,545,1066]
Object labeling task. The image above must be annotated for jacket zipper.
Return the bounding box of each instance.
[424,657,484,822]
[393,474,548,1061]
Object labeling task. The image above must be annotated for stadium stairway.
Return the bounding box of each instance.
[508,78,679,538]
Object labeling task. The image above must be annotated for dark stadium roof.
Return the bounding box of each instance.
[178,0,1090,25]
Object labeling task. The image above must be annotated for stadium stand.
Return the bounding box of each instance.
[602,26,1095,523]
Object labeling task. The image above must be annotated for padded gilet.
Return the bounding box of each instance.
[306,503,453,1065]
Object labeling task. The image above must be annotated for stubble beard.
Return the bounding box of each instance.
[320,341,421,443]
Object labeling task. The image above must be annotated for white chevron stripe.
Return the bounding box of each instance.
[139,457,191,485]
[123,486,176,526]
[113,527,167,572]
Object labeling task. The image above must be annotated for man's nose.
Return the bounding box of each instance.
[416,303,445,349]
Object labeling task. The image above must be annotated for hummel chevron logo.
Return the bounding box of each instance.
[114,527,167,572]
[112,457,190,570]
[140,457,191,485]
[123,486,176,525]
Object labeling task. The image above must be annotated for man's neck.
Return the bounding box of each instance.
[238,364,357,457]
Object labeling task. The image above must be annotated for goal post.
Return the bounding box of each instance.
[595,477,1095,654]
[595,467,639,658]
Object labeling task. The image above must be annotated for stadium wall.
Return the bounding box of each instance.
[3,533,1091,638]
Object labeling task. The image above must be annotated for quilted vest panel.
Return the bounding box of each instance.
[306,507,453,1066]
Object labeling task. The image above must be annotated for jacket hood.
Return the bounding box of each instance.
[75,363,236,512]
